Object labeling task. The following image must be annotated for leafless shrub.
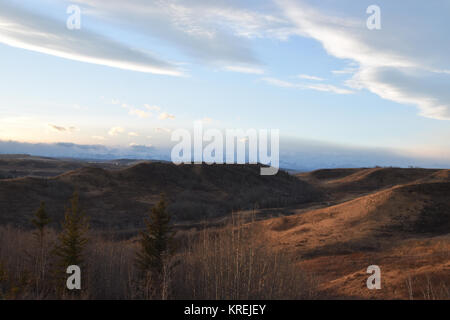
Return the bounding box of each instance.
[172,213,318,299]
[0,213,317,300]
[405,274,449,300]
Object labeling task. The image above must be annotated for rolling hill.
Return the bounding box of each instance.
[0,161,322,229]
[263,169,450,298]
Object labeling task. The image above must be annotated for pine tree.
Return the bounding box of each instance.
[52,192,89,292]
[31,201,51,294]
[32,201,51,249]
[136,195,176,298]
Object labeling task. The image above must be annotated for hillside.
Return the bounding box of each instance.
[262,173,450,299]
[0,154,143,179]
[298,167,442,200]
[0,162,322,229]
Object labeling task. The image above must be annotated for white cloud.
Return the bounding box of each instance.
[108,126,125,136]
[69,0,296,68]
[262,77,353,95]
[297,74,324,81]
[305,83,354,95]
[277,0,450,119]
[129,108,152,118]
[159,112,175,120]
[0,2,183,76]
[349,66,450,120]
[128,132,139,137]
[92,135,106,140]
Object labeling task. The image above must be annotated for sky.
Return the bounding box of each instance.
[0,0,449,169]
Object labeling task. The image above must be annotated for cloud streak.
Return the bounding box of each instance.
[70,0,292,69]
[0,2,183,76]
[262,77,354,94]
[48,124,78,133]
[297,74,324,81]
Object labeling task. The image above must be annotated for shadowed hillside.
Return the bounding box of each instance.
[0,162,322,229]
[298,167,442,200]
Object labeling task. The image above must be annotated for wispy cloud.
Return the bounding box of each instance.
[262,77,353,94]
[297,74,324,81]
[277,0,450,120]
[0,2,183,76]
[48,124,79,133]
[69,0,295,69]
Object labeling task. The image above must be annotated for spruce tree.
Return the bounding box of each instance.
[136,195,176,297]
[31,201,51,293]
[52,192,89,291]
[32,201,51,249]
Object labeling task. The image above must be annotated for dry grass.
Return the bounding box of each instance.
[0,214,317,300]
[173,213,317,299]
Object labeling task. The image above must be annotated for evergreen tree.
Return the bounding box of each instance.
[52,192,89,291]
[136,195,176,297]
[32,201,51,248]
[31,201,51,293]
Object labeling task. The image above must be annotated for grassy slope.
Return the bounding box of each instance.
[262,168,450,299]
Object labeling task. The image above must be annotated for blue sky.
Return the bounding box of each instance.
[0,0,449,168]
